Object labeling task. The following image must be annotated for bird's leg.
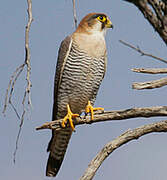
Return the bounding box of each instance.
[61,104,79,131]
[85,101,104,120]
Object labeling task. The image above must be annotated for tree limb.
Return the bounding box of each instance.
[79,119,167,180]
[36,106,167,131]
[132,77,167,89]
[123,0,167,45]
[132,68,167,74]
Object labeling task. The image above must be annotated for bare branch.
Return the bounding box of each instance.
[12,0,33,163]
[3,0,33,117]
[79,119,167,180]
[132,77,167,89]
[24,0,33,107]
[123,0,167,45]
[3,64,25,115]
[36,106,167,131]
[13,109,25,164]
[132,68,167,74]
[119,40,167,64]
[72,0,77,29]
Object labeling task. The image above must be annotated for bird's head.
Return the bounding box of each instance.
[76,13,113,35]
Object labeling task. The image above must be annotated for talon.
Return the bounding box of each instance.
[61,104,79,131]
[85,101,104,120]
[83,112,88,119]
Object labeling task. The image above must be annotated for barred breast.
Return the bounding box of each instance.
[56,41,106,118]
[46,39,106,177]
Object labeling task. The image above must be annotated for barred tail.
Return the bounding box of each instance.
[46,128,72,177]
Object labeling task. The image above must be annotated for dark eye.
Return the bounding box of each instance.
[97,15,106,22]
[99,16,103,20]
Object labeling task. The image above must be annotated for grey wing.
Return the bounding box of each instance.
[52,35,73,121]
[47,35,73,152]
[46,36,73,177]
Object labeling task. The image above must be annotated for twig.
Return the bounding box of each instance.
[72,0,77,29]
[3,0,33,116]
[3,64,25,115]
[120,40,167,90]
[9,102,21,120]
[12,0,33,163]
[119,40,167,64]
[13,109,26,163]
[132,77,167,89]
[8,64,25,119]
[79,119,167,180]
[36,106,167,131]
[132,68,167,74]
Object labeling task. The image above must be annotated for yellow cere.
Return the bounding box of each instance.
[97,15,106,23]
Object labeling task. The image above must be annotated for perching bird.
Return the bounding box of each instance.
[46,12,113,177]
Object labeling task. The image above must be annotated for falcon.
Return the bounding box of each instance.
[46,12,113,177]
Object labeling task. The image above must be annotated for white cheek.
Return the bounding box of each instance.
[102,28,107,36]
[89,22,107,37]
[90,29,107,39]
[89,22,102,33]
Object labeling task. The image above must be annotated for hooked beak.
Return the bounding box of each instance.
[105,18,113,28]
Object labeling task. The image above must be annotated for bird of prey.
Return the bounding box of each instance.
[46,12,113,177]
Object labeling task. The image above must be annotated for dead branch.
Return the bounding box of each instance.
[123,0,167,45]
[72,0,77,29]
[120,40,167,90]
[2,0,33,163]
[24,0,33,108]
[13,0,33,163]
[36,106,167,131]
[3,63,25,116]
[132,68,167,74]
[132,77,167,89]
[3,0,33,116]
[119,40,167,64]
[79,119,167,180]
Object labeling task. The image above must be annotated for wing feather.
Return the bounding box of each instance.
[46,36,73,176]
[52,35,73,120]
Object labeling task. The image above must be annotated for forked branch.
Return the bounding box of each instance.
[3,0,33,163]
[3,0,33,116]
[79,119,167,180]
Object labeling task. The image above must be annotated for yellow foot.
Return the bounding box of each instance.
[61,104,79,131]
[85,101,104,120]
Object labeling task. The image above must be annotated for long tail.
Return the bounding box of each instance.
[46,128,72,177]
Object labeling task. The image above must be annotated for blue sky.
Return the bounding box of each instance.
[1,0,167,180]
